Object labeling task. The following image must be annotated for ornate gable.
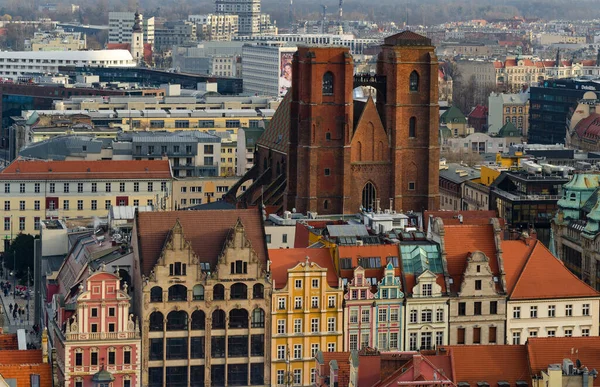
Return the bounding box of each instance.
[216,218,264,279]
[458,251,498,296]
[413,270,443,297]
[374,263,404,299]
[156,219,199,269]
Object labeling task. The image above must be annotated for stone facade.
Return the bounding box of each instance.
[138,219,271,387]
[448,252,507,345]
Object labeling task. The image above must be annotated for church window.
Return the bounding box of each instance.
[324,200,329,210]
[408,182,416,190]
[362,182,376,211]
[324,168,331,176]
[323,72,334,95]
[326,132,331,141]
[409,117,416,137]
[409,71,419,92]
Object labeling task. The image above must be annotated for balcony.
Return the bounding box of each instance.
[66,331,140,341]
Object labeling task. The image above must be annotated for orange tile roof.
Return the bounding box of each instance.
[442,345,530,385]
[501,239,535,294]
[527,337,600,376]
[0,363,52,387]
[510,240,599,300]
[337,245,401,280]
[1,159,172,180]
[321,352,352,387]
[425,210,500,230]
[136,209,268,277]
[443,224,498,293]
[269,248,339,290]
[0,350,44,365]
[0,334,18,350]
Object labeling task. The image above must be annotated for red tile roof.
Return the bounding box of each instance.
[468,105,488,119]
[581,60,597,66]
[522,59,535,66]
[375,354,453,386]
[0,349,51,387]
[493,61,504,69]
[0,334,18,350]
[107,42,153,64]
[136,209,267,277]
[337,245,401,280]
[501,239,535,294]
[425,211,499,230]
[505,59,517,67]
[269,248,338,290]
[574,113,600,140]
[1,159,172,180]
[509,240,599,300]
[442,345,530,385]
[321,352,352,387]
[442,224,498,293]
[527,337,600,376]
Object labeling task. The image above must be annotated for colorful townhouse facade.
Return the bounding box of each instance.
[269,248,344,387]
[0,159,173,252]
[132,209,272,387]
[49,268,141,387]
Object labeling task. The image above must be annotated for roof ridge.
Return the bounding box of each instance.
[508,240,540,298]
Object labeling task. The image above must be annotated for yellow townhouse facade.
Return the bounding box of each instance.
[0,159,172,252]
[269,248,344,387]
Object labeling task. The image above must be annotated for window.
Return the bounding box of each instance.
[390,308,399,322]
[379,308,388,322]
[105,183,111,192]
[19,217,24,231]
[457,328,465,345]
[19,183,25,193]
[489,326,497,343]
[409,116,416,137]
[294,318,302,333]
[277,319,285,334]
[34,183,40,193]
[108,307,115,317]
[409,70,419,91]
[75,351,82,366]
[34,201,40,211]
[311,343,319,356]
[134,182,139,192]
[19,201,25,211]
[349,334,358,350]
[547,305,555,317]
[513,306,521,319]
[34,217,40,230]
[408,181,416,190]
[63,200,69,210]
[311,318,319,333]
[378,332,388,350]
[63,183,69,193]
[91,183,97,193]
[583,304,590,316]
[324,168,330,176]
[565,329,573,337]
[293,369,301,385]
[420,332,432,350]
[327,317,335,332]
[361,333,369,349]
[295,279,302,288]
[282,234,288,243]
[421,309,432,322]
[328,296,335,308]
[277,346,285,360]
[105,200,111,210]
[530,306,538,318]
[3,183,9,193]
[108,323,115,332]
[422,283,432,296]
[435,331,444,347]
[322,71,334,95]
[436,308,444,322]
[91,200,97,210]
[169,262,187,276]
[91,351,98,366]
[278,297,286,310]
[350,309,358,324]
[311,296,319,308]
[474,302,482,315]
[294,297,302,309]
[4,201,9,211]
[547,329,556,337]
[512,332,521,345]
[490,301,498,315]
[77,200,83,211]
[458,302,466,316]
[529,330,538,337]
[293,344,301,359]
[473,327,481,344]
[475,280,482,290]
[108,350,116,365]
[409,332,418,350]
[361,310,370,323]
[148,182,153,192]
[312,279,319,288]
[582,328,590,337]
[566,305,573,316]
[49,183,55,193]
[410,309,417,323]
[120,182,125,192]
[91,308,98,317]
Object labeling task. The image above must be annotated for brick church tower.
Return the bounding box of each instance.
[377,32,440,212]
[228,31,440,216]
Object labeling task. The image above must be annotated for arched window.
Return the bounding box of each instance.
[150,286,162,302]
[193,285,205,301]
[324,200,329,210]
[230,283,248,299]
[213,284,225,300]
[252,308,265,328]
[362,182,376,211]
[409,117,416,138]
[323,71,334,95]
[166,310,188,331]
[168,284,187,301]
[253,284,264,299]
[191,310,206,330]
[212,309,226,329]
[229,309,249,328]
[409,71,419,92]
[149,311,164,331]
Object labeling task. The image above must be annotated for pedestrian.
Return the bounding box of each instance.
[8,303,12,313]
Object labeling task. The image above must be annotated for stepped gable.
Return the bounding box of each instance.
[136,208,266,277]
[510,240,599,300]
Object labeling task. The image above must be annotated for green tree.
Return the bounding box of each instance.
[4,233,36,277]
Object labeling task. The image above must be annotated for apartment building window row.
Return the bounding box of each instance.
[512,303,587,319]
[1,181,168,195]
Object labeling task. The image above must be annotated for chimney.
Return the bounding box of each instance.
[413,354,422,379]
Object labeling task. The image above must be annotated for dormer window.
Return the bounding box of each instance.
[169,262,186,276]
[231,260,248,274]
[322,71,334,95]
[422,283,432,296]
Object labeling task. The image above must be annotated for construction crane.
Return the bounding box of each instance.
[338,0,343,22]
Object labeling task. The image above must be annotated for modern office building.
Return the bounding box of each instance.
[189,14,239,41]
[242,42,297,97]
[108,11,155,45]
[234,34,380,55]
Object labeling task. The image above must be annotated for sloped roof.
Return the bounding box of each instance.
[443,345,530,386]
[320,352,352,387]
[337,245,401,280]
[256,91,291,154]
[374,354,453,386]
[440,106,466,125]
[384,30,432,46]
[403,272,447,296]
[498,120,521,137]
[501,239,535,294]
[136,209,267,277]
[527,337,600,376]
[442,224,498,293]
[468,105,488,119]
[425,211,499,229]
[574,113,600,141]
[0,159,172,180]
[509,240,599,300]
[269,248,338,290]
[0,334,18,350]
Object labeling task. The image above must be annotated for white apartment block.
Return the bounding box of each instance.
[108,12,154,45]
[24,29,86,51]
[215,0,260,36]
[242,42,296,97]
[189,14,239,41]
[0,50,136,80]
[235,33,380,55]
